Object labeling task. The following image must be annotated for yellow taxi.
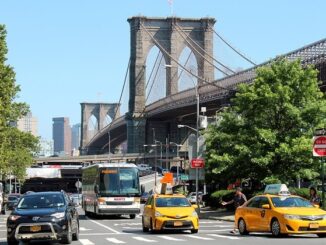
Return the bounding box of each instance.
[235,184,326,237]
[142,193,199,233]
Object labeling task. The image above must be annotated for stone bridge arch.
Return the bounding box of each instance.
[80,102,120,149]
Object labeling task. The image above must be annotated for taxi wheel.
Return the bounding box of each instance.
[191,229,198,234]
[317,233,326,238]
[142,217,149,232]
[238,218,249,235]
[130,214,136,219]
[271,219,281,237]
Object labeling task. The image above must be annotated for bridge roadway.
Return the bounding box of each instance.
[86,38,326,153]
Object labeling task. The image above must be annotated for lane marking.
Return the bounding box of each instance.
[86,217,121,234]
[133,236,157,242]
[79,239,95,245]
[114,223,141,226]
[80,233,121,236]
[199,221,222,224]
[80,227,92,231]
[200,225,233,228]
[106,238,126,244]
[157,235,185,241]
[184,235,214,240]
[200,229,233,233]
[208,234,240,240]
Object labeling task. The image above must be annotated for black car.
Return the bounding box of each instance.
[7,191,79,245]
[6,194,21,211]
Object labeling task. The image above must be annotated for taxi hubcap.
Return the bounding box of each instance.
[272,221,280,235]
[239,220,245,232]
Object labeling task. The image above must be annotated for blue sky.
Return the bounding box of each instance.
[0,0,325,140]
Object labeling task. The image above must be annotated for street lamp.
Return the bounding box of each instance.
[170,142,182,182]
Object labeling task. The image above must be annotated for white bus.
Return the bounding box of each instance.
[82,163,144,218]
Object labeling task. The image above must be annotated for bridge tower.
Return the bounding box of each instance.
[127,16,216,153]
[80,102,120,153]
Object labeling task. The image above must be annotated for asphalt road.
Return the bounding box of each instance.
[1,209,326,245]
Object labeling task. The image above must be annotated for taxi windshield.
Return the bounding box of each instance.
[155,197,191,207]
[271,196,313,208]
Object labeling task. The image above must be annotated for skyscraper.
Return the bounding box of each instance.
[71,123,81,150]
[16,112,38,136]
[52,117,71,156]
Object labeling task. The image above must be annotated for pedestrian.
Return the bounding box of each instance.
[309,186,321,207]
[221,187,247,234]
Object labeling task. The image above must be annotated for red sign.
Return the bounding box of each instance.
[191,158,205,168]
[313,136,326,157]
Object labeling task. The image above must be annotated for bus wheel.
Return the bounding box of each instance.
[130,214,136,219]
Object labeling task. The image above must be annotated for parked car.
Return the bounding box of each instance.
[6,194,21,211]
[7,191,79,245]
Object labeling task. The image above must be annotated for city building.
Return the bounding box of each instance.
[71,123,81,150]
[16,112,38,136]
[52,117,71,156]
[38,138,54,157]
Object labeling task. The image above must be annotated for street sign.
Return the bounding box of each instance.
[315,128,326,136]
[180,174,189,181]
[313,136,326,157]
[75,181,82,189]
[191,158,205,168]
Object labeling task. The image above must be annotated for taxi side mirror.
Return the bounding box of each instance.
[262,204,270,209]
[145,205,152,209]
[313,204,320,208]
[192,204,198,209]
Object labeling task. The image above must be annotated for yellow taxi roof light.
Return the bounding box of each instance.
[264,184,290,196]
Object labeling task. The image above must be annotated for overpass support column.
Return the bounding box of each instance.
[127,117,146,153]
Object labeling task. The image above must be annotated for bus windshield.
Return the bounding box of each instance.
[99,167,140,196]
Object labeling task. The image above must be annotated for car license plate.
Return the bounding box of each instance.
[174,221,183,227]
[30,225,41,232]
[309,223,319,229]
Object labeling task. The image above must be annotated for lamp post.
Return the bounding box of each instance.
[108,132,111,162]
[170,142,182,182]
[144,144,158,187]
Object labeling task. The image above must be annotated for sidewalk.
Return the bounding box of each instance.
[199,206,235,222]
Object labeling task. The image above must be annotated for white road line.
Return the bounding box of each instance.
[86,217,121,234]
[208,234,240,240]
[122,227,139,229]
[79,239,95,245]
[0,229,6,232]
[106,238,126,244]
[114,223,141,226]
[199,221,222,224]
[80,233,120,236]
[80,227,92,231]
[200,225,233,228]
[200,229,233,233]
[184,235,214,240]
[133,236,157,242]
[157,235,185,241]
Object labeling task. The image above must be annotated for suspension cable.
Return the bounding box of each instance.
[174,23,235,75]
[145,50,161,90]
[211,27,257,66]
[145,53,164,104]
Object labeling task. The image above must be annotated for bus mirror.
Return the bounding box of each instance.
[94,185,99,194]
[141,184,145,194]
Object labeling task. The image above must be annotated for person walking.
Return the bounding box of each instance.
[222,187,247,234]
[309,186,321,207]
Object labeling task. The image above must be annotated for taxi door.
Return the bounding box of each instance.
[244,197,262,231]
[143,196,155,227]
[256,196,272,231]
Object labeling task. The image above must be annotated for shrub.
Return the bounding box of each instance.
[209,190,235,209]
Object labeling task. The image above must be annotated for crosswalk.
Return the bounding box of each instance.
[78,233,240,244]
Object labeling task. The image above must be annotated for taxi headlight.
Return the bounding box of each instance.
[51,212,65,219]
[155,211,164,217]
[284,214,301,220]
[8,215,21,221]
[191,211,198,218]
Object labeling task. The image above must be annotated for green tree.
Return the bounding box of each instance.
[0,24,39,179]
[205,59,326,185]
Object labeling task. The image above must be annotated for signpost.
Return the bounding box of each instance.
[313,130,326,210]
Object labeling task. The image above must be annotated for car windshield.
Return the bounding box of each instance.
[17,194,65,209]
[155,197,191,207]
[271,196,313,208]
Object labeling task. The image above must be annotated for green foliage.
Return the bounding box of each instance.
[0,24,39,179]
[289,188,311,199]
[209,190,235,208]
[262,176,281,185]
[205,59,326,184]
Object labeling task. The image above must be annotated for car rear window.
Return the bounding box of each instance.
[18,194,65,209]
